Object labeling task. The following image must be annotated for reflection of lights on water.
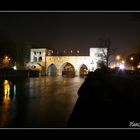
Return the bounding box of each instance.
[0,80,11,127]
[13,85,16,101]
[63,80,67,84]
[3,80,10,98]
[14,85,16,94]
[2,80,16,101]
[0,80,17,127]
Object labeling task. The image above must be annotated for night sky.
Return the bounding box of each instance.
[0,11,140,56]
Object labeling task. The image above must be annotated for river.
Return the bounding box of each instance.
[0,76,84,128]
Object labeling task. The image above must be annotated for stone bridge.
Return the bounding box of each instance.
[26,48,107,76]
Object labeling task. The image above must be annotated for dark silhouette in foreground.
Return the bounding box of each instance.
[67,68,140,128]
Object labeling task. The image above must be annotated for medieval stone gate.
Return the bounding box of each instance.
[26,48,107,76]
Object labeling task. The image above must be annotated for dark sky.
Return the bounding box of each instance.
[0,11,140,56]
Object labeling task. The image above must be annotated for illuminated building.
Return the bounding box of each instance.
[26,48,107,76]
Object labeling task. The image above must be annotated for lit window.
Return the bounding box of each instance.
[95,53,103,57]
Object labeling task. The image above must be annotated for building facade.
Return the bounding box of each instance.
[26,48,107,76]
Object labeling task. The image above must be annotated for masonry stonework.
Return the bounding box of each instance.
[26,48,107,76]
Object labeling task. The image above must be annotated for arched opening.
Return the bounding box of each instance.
[62,62,75,77]
[47,64,57,76]
[79,64,88,77]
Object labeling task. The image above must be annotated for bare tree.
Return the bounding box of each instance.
[96,38,117,68]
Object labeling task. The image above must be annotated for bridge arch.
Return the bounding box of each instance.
[47,64,57,76]
[78,64,88,77]
[59,62,75,77]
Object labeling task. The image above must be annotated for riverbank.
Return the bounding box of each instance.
[0,68,40,78]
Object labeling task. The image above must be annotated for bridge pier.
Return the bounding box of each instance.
[58,70,62,76]
[75,69,79,76]
[41,66,46,76]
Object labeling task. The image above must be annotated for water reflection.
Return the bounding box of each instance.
[0,80,16,127]
[4,80,10,98]
[0,77,84,128]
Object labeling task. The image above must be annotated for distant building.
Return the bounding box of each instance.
[26,48,107,76]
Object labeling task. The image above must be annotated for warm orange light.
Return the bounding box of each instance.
[3,56,10,65]
[137,65,140,68]
[130,57,134,61]
[5,56,8,59]
[110,64,116,69]
[3,80,10,97]
[0,80,11,127]
[121,60,125,64]
[77,50,79,54]
[116,55,120,60]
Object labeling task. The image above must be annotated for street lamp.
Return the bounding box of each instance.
[116,55,121,67]
[130,57,134,70]
[121,60,125,64]
[137,62,140,69]
[3,56,11,67]
[130,57,134,61]
[77,50,79,55]
[116,55,120,60]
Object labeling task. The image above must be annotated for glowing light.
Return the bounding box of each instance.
[116,55,120,60]
[121,60,125,64]
[3,80,10,97]
[119,64,125,70]
[5,56,8,59]
[0,80,11,127]
[3,56,10,65]
[137,65,140,68]
[113,64,116,67]
[130,57,134,61]
[77,50,79,54]
[71,50,73,53]
[110,64,116,69]
[13,66,17,70]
